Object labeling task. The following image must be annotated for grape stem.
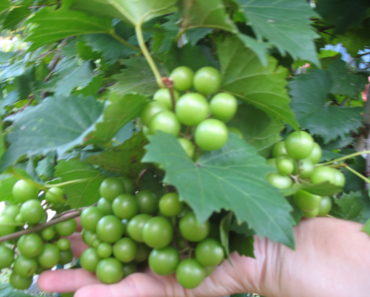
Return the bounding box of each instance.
[319,150,370,166]
[0,209,81,243]
[343,164,370,184]
[135,24,164,88]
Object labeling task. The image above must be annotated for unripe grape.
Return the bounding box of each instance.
[175,93,209,126]
[195,119,228,151]
[153,88,178,109]
[210,93,237,122]
[178,138,195,158]
[193,67,221,95]
[170,66,194,91]
[12,179,39,203]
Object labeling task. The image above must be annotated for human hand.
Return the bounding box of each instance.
[38,217,370,297]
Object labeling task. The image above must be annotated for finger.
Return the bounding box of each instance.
[68,233,88,257]
[38,269,99,293]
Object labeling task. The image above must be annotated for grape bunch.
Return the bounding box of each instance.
[267,130,345,217]
[0,180,76,290]
[79,176,225,289]
[141,66,238,154]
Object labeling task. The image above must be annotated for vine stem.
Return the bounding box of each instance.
[343,164,370,184]
[110,31,139,52]
[319,150,370,166]
[0,209,81,243]
[135,24,164,88]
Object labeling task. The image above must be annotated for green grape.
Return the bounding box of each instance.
[122,176,134,194]
[97,242,112,258]
[99,177,125,201]
[148,110,181,136]
[122,263,137,277]
[178,138,195,158]
[149,246,180,275]
[209,93,237,122]
[80,206,104,232]
[0,244,14,268]
[142,216,174,249]
[20,199,45,225]
[38,243,60,268]
[59,249,73,265]
[293,190,321,212]
[135,243,151,262]
[271,141,287,157]
[170,66,194,91]
[112,194,139,220]
[45,187,65,204]
[153,88,179,109]
[41,226,56,241]
[17,233,44,258]
[318,196,332,216]
[159,192,183,217]
[307,143,322,164]
[285,131,314,160]
[193,67,221,95]
[195,238,224,266]
[141,101,168,126]
[9,273,32,290]
[176,258,206,289]
[267,173,293,189]
[0,215,17,236]
[55,219,77,236]
[3,204,20,219]
[13,255,38,277]
[296,159,314,179]
[113,237,137,263]
[12,179,39,203]
[96,258,124,284]
[179,212,210,242]
[80,247,100,272]
[136,190,159,215]
[175,93,209,126]
[97,197,113,215]
[56,238,71,251]
[195,119,228,151]
[96,215,125,243]
[82,229,99,247]
[275,156,295,176]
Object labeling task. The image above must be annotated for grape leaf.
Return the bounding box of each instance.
[55,61,93,96]
[289,69,362,143]
[83,34,135,64]
[180,0,237,33]
[112,57,158,96]
[316,0,370,33]
[26,8,112,50]
[54,160,104,207]
[218,37,298,129]
[236,0,319,65]
[0,174,18,202]
[229,104,283,154]
[0,284,35,297]
[0,96,103,170]
[326,59,368,97]
[237,34,270,66]
[85,93,148,146]
[0,0,10,14]
[72,0,177,25]
[143,132,295,247]
[3,7,30,30]
[86,133,147,177]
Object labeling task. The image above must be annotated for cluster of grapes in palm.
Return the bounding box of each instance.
[0,180,76,289]
[141,66,238,154]
[80,176,225,289]
[267,131,345,217]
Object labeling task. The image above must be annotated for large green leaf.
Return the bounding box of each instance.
[143,132,295,247]
[26,8,112,50]
[54,160,105,207]
[55,61,93,96]
[316,0,370,33]
[0,96,103,170]
[289,69,362,143]
[0,0,10,14]
[86,132,147,176]
[112,57,158,96]
[218,37,298,129]
[236,0,319,65]
[229,104,283,154]
[326,59,368,97]
[85,93,148,146]
[72,0,177,25]
[180,0,237,33]
[3,7,30,29]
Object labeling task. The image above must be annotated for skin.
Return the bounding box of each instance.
[38,217,370,297]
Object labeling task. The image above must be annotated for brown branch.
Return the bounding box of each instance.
[0,209,81,243]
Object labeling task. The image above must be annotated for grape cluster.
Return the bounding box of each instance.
[79,177,225,288]
[267,131,345,217]
[0,180,76,290]
[141,66,238,154]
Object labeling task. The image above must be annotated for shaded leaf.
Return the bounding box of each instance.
[54,160,104,207]
[72,0,177,25]
[0,0,10,14]
[55,61,93,96]
[236,0,319,65]
[237,34,270,66]
[143,132,295,247]
[26,8,112,50]
[85,93,148,146]
[218,37,298,129]
[3,7,30,29]
[0,283,35,297]
[332,191,367,222]
[0,96,103,170]
[86,133,147,177]
[180,0,237,33]
[289,69,362,143]
[112,57,157,96]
